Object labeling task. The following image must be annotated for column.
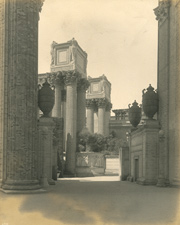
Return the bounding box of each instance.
[52,84,62,118]
[154,1,170,186]
[86,99,95,133]
[97,99,107,135]
[64,72,77,175]
[77,78,89,133]
[105,102,112,136]
[0,0,44,190]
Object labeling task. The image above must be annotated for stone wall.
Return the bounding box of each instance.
[76,152,105,176]
[129,120,159,185]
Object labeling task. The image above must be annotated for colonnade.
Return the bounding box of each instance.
[48,71,89,175]
[86,98,112,136]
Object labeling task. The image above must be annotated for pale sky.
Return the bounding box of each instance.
[39,0,158,110]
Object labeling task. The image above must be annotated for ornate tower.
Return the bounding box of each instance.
[86,75,112,136]
[38,38,89,175]
[0,0,44,190]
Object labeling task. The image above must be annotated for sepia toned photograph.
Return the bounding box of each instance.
[0,0,180,224]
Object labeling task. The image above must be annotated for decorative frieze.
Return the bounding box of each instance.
[154,1,170,25]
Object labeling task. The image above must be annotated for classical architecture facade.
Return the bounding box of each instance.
[0,0,179,191]
[86,75,112,136]
[128,0,180,186]
[38,39,89,175]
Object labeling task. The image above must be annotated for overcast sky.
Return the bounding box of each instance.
[39,0,158,110]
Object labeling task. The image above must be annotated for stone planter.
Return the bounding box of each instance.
[128,101,141,128]
[38,80,55,117]
[142,84,158,119]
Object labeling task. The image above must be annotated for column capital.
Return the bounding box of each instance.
[47,70,82,86]
[77,78,90,91]
[96,98,108,108]
[154,1,170,25]
[86,99,95,109]
[106,102,112,112]
[48,71,64,86]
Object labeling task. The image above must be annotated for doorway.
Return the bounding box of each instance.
[134,158,139,181]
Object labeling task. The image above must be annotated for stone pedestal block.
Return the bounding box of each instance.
[129,120,160,185]
[38,117,55,186]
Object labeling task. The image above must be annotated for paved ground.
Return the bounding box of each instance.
[0,176,180,225]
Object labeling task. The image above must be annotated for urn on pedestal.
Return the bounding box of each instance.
[128,101,142,128]
[142,84,158,119]
[38,80,55,117]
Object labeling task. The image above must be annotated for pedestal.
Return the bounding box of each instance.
[38,117,55,186]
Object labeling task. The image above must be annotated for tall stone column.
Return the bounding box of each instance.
[97,99,107,135]
[64,72,77,175]
[105,102,112,136]
[154,1,170,186]
[77,79,89,133]
[86,99,95,133]
[52,84,62,118]
[0,0,44,190]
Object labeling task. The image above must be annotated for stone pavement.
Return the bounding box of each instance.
[0,176,180,225]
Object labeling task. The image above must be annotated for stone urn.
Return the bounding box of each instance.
[128,101,142,128]
[38,80,55,117]
[142,84,158,119]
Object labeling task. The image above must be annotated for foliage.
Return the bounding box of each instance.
[77,129,125,153]
[86,133,106,152]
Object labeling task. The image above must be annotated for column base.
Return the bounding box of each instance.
[156,178,169,187]
[137,177,157,185]
[40,177,49,188]
[48,178,56,185]
[1,179,41,191]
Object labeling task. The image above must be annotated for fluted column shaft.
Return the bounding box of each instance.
[52,84,62,118]
[97,99,108,135]
[86,99,95,133]
[77,79,89,133]
[98,108,105,135]
[0,0,43,190]
[104,102,112,136]
[65,76,77,175]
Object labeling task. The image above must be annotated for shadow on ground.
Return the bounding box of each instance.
[1,177,180,225]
